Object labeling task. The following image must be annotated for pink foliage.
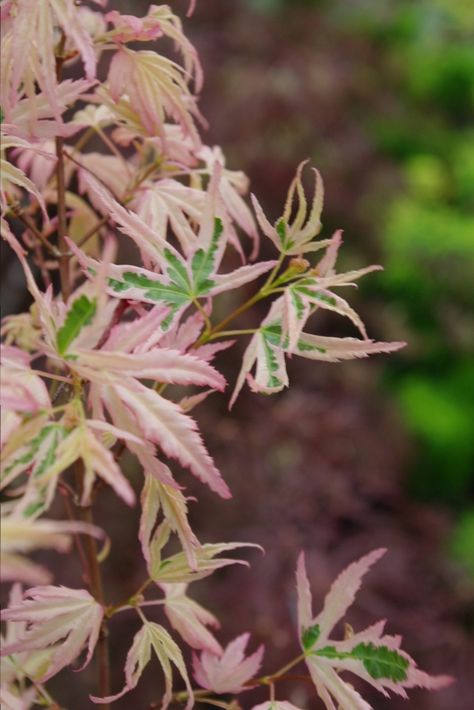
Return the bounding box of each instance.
[193,633,264,694]
[0,1,451,708]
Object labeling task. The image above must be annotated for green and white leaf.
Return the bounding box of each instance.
[56,295,97,355]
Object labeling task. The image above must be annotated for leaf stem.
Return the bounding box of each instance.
[194,290,264,347]
[194,254,286,347]
[264,652,306,681]
[193,298,212,331]
[170,652,307,706]
[106,577,153,617]
[206,328,259,340]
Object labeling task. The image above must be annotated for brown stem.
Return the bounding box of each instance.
[55,47,71,302]
[55,135,71,302]
[60,485,91,585]
[193,291,264,349]
[83,507,111,706]
[75,159,160,249]
[74,461,111,706]
[12,208,59,257]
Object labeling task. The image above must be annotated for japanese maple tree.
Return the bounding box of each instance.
[0,2,452,709]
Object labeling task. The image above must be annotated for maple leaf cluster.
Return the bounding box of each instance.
[0,1,451,708]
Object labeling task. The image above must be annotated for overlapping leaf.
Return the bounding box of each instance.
[1,516,101,585]
[161,583,222,655]
[99,378,230,499]
[140,471,200,571]
[148,538,261,584]
[1,586,103,682]
[230,301,404,407]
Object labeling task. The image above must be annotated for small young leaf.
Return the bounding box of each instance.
[302,623,320,651]
[275,218,289,249]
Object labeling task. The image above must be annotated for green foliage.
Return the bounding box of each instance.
[353,643,409,682]
[302,623,320,651]
[450,509,474,578]
[314,642,409,682]
[56,295,97,355]
[190,217,222,295]
[397,371,474,501]
[109,271,189,307]
[355,0,474,512]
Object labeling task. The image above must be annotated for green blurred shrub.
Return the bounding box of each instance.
[369,2,474,508]
[451,509,474,577]
[242,0,474,520]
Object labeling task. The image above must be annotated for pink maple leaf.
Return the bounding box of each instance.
[1,586,103,681]
[296,550,453,709]
[193,633,264,694]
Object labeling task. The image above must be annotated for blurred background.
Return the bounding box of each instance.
[181,2,474,708]
[3,0,473,707]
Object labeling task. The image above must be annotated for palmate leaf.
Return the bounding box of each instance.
[151,542,261,584]
[107,219,223,300]
[313,642,409,683]
[193,633,264,694]
[71,347,225,391]
[282,277,368,351]
[140,471,200,572]
[1,517,102,586]
[251,162,324,255]
[91,620,193,708]
[99,378,231,499]
[48,424,135,507]
[161,583,222,655]
[295,551,453,709]
[134,178,205,256]
[0,586,103,682]
[107,264,190,332]
[56,294,97,355]
[71,222,275,333]
[1,422,66,518]
[230,312,404,407]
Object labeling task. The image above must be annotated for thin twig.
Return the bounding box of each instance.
[60,486,91,586]
[77,214,109,247]
[75,158,160,249]
[13,209,59,256]
[74,461,111,707]
[55,46,71,302]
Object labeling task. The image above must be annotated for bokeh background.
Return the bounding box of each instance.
[2,0,473,708]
